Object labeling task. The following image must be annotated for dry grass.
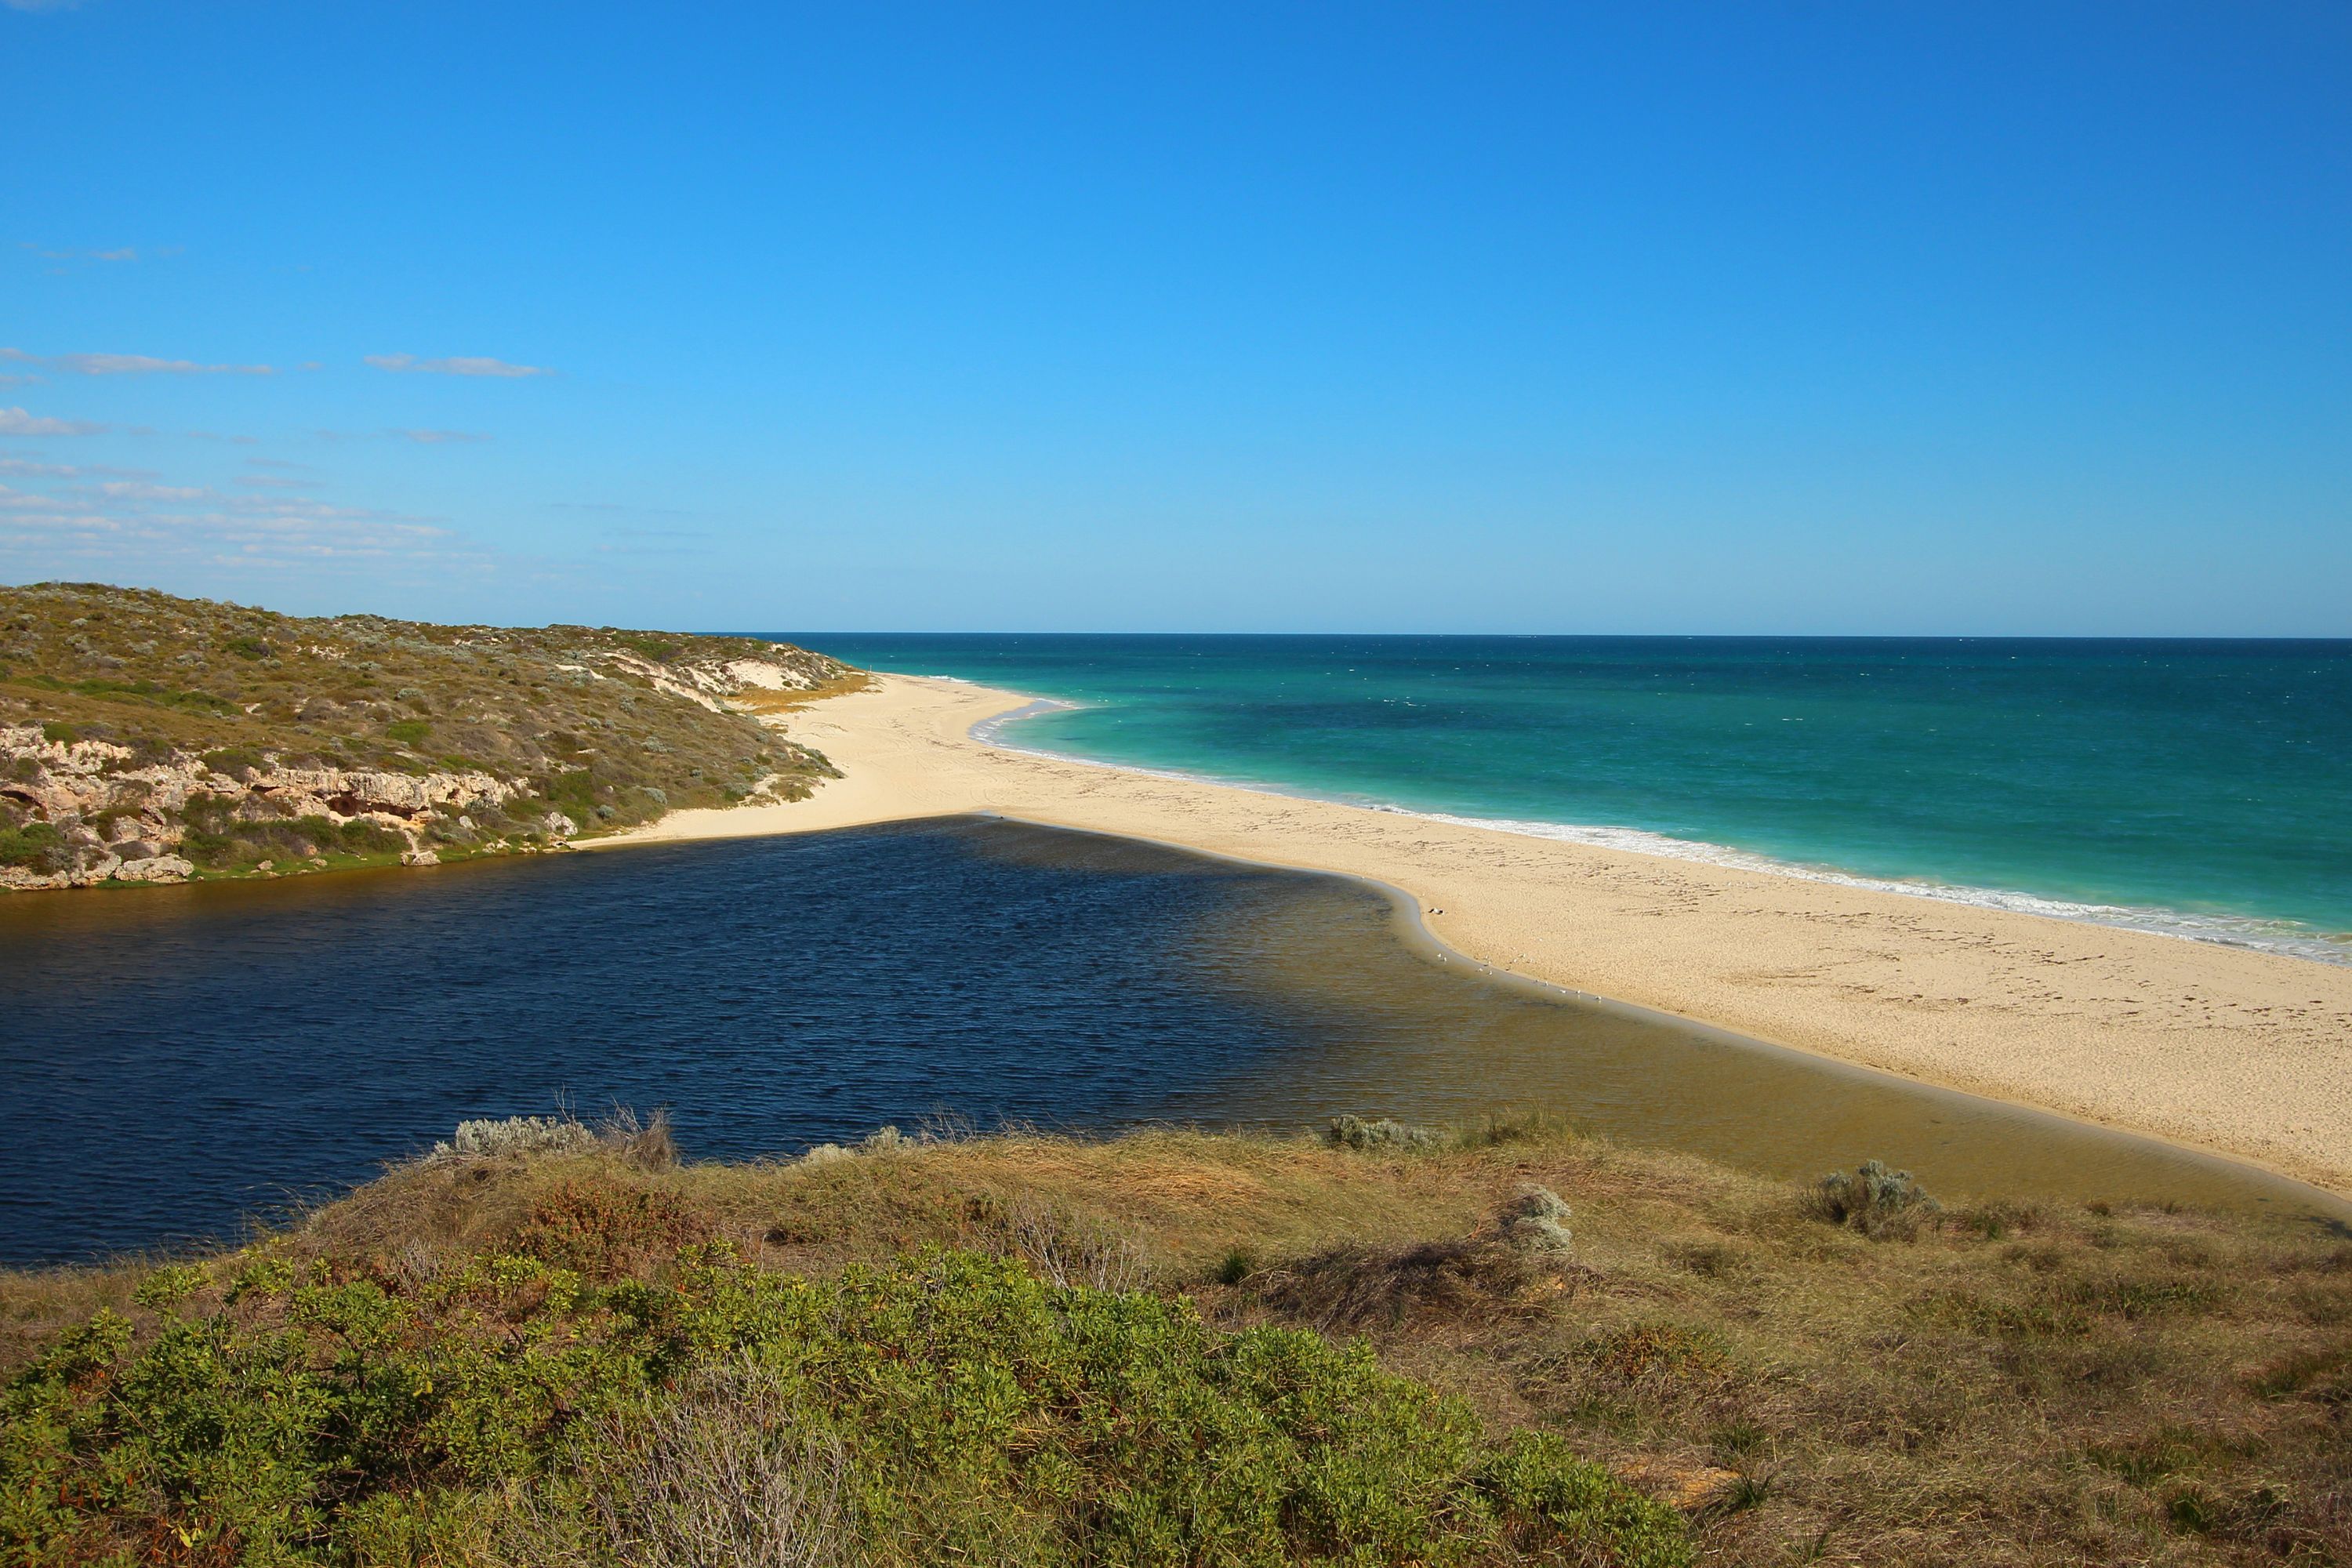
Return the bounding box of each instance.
[728,670,880,717]
[496,1361,853,1568]
[5,1118,2348,1566]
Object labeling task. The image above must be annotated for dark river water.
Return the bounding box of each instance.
[2,817,2340,1265]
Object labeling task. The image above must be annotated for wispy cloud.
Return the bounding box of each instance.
[186,430,260,445]
[0,457,156,480]
[0,466,485,578]
[17,241,129,258]
[233,474,321,490]
[0,347,274,376]
[0,407,107,437]
[365,353,551,378]
[86,480,209,503]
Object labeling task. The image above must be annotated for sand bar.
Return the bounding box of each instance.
[612,674,2352,1196]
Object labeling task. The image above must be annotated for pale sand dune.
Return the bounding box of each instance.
[608,673,2352,1196]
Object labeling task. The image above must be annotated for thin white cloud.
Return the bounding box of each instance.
[0,457,155,479]
[0,465,483,577]
[0,407,106,437]
[65,352,267,376]
[0,485,89,510]
[85,480,210,503]
[365,353,550,378]
[1,347,274,376]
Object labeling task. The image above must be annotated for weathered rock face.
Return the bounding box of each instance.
[0,724,531,891]
[238,762,514,821]
[114,854,197,884]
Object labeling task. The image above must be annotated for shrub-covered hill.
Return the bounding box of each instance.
[0,582,860,891]
[3,1117,2347,1566]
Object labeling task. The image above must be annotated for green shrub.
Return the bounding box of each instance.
[385,719,431,746]
[618,635,681,663]
[200,746,266,779]
[0,1247,1688,1567]
[332,817,409,857]
[0,821,67,870]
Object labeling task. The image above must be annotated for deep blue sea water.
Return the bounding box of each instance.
[796,636,2352,961]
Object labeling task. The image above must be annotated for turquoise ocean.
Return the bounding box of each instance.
[789,637,2352,965]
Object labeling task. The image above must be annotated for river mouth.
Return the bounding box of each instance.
[2,815,2339,1265]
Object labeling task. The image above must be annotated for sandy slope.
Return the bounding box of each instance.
[610,674,2352,1195]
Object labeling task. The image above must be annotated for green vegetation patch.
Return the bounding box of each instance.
[615,634,681,664]
[0,1240,1686,1567]
[12,674,241,717]
[5,1116,2350,1565]
[0,820,67,871]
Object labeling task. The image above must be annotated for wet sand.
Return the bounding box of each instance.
[611,674,2352,1198]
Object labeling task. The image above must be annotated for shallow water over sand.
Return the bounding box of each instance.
[2,818,2338,1265]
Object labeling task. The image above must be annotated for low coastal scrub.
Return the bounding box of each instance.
[3,1118,2348,1566]
[1802,1159,1942,1240]
[0,583,859,891]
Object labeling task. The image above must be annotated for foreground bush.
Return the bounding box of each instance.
[0,1243,1687,1567]
[1803,1159,1940,1239]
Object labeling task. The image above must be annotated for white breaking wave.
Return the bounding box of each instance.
[967,694,2352,967]
[969,696,1083,746]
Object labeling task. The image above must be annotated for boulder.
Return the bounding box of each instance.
[114,855,194,884]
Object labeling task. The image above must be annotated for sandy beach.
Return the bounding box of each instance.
[614,673,2352,1196]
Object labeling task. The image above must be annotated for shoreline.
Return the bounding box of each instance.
[604,673,2352,1199]
[967,695,2350,970]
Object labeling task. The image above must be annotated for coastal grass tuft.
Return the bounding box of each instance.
[1802,1158,1941,1240]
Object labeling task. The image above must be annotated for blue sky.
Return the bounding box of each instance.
[2,2,2347,634]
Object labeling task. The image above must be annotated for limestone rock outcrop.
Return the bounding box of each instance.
[0,723,532,891]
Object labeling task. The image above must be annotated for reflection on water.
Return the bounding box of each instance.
[1,817,2339,1265]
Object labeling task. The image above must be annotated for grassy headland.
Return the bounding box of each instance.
[4,1118,2345,1566]
[0,582,857,891]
